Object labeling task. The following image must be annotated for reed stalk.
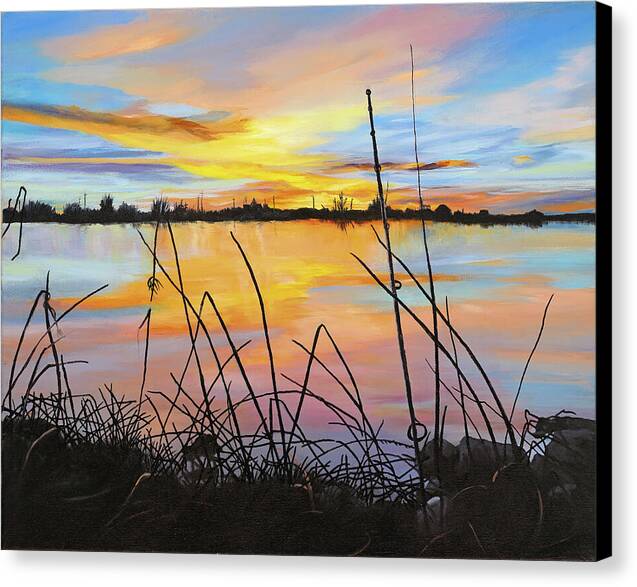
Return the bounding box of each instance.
[365,88,428,509]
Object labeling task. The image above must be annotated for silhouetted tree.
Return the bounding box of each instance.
[23,200,56,221]
[63,202,83,222]
[433,204,452,220]
[100,194,115,219]
[117,201,138,222]
[366,194,391,218]
[172,201,192,221]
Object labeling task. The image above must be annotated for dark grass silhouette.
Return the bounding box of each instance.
[2,185,27,260]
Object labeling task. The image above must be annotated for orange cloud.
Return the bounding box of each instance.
[541,199,596,213]
[3,103,247,144]
[424,159,478,170]
[328,159,477,174]
[40,11,202,61]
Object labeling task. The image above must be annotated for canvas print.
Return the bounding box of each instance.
[1,3,610,560]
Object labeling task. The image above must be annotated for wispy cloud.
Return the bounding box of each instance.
[40,11,206,61]
[453,45,595,146]
[328,159,478,174]
[3,103,247,142]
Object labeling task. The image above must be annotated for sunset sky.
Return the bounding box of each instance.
[1,3,596,213]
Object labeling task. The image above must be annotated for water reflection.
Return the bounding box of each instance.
[1,220,595,439]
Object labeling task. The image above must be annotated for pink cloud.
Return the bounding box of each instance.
[41,10,208,62]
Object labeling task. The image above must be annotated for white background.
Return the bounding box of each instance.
[0,0,632,585]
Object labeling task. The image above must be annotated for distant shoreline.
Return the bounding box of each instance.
[2,203,595,228]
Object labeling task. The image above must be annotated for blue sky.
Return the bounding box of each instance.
[1,3,597,212]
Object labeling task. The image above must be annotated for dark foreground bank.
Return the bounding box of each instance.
[2,412,597,560]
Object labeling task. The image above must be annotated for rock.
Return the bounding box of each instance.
[456,436,519,482]
[425,495,449,534]
[531,427,595,488]
[181,434,219,461]
[532,415,595,436]
[419,439,458,483]
[529,420,596,554]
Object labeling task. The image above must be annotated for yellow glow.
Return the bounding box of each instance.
[512,155,533,166]
[4,103,380,208]
[526,124,595,144]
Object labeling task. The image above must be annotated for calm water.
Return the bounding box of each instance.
[1,220,595,440]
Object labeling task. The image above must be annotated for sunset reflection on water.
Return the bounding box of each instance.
[1,220,595,441]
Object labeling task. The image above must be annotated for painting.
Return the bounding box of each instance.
[1,2,611,560]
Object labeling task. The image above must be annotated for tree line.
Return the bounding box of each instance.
[2,194,594,226]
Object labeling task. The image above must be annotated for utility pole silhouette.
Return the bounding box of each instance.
[312,195,315,209]
[83,193,87,208]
